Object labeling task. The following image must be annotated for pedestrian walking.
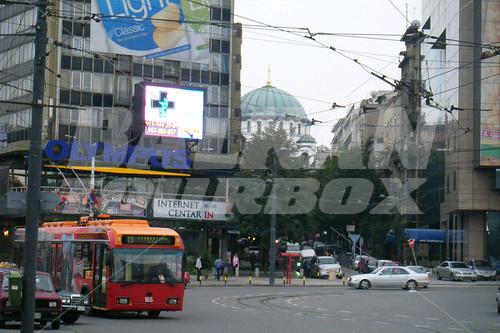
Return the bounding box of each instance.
[232,254,240,277]
[358,257,368,274]
[214,257,224,281]
[195,256,202,282]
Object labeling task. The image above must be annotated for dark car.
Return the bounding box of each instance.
[0,269,62,329]
[58,290,88,324]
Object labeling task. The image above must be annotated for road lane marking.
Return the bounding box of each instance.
[415,325,432,329]
[448,328,464,331]
[424,317,439,321]
[338,310,352,314]
[375,321,390,325]
[342,318,355,321]
[461,321,474,324]
[394,314,409,318]
[317,308,327,311]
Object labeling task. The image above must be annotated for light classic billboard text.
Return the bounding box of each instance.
[90,0,210,63]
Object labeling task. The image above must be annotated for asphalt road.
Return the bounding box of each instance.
[2,285,500,333]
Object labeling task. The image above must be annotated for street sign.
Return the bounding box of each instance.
[408,238,415,249]
[350,233,360,244]
[346,225,355,232]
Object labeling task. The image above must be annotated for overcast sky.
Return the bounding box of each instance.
[234,0,422,146]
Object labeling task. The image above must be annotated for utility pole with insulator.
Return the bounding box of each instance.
[21,1,48,332]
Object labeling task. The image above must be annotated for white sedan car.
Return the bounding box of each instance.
[348,266,430,290]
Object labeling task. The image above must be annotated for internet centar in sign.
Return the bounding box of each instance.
[44,140,190,169]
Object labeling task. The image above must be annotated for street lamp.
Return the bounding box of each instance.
[266,151,277,286]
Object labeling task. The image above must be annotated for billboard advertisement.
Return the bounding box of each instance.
[480,0,500,166]
[90,0,210,63]
[142,84,204,139]
[100,193,147,217]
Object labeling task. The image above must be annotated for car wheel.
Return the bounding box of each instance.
[359,279,370,290]
[436,272,441,280]
[406,280,417,290]
[147,311,161,318]
[61,311,80,324]
[51,320,60,330]
[497,304,500,313]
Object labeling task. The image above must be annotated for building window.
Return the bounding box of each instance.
[453,170,456,192]
[298,123,301,135]
[247,121,251,133]
[446,174,450,194]
[289,122,294,135]
[257,121,261,135]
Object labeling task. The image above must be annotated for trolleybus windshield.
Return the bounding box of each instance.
[111,248,183,284]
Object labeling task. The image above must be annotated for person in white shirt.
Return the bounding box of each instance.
[195,256,202,282]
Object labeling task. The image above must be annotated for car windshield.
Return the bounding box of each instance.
[287,244,300,251]
[111,248,183,283]
[1,274,53,292]
[35,274,55,292]
[1,276,8,291]
[318,257,337,265]
[450,262,468,268]
[407,266,426,273]
[474,260,491,268]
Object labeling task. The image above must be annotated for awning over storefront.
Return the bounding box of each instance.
[404,228,464,243]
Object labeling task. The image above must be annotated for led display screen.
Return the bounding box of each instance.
[143,84,204,139]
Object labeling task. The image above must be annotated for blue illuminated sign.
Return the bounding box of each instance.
[44,140,190,170]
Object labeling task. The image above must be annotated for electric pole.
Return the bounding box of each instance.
[21,1,48,332]
[268,151,277,286]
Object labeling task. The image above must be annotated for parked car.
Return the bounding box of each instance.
[0,269,61,329]
[434,261,477,281]
[348,266,430,290]
[466,260,496,280]
[310,256,343,279]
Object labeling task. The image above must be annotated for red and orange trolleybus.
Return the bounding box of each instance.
[16,216,185,318]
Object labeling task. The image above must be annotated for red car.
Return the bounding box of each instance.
[0,269,62,329]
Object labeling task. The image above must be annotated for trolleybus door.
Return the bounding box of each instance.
[92,244,109,307]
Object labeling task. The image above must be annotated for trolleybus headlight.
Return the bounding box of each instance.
[116,297,130,305]
[49,301,58,308]
[167,298,178,305]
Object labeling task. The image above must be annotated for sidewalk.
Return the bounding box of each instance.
[189,275,347,287]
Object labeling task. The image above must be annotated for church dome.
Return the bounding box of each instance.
[241,84,307,121]
[297,134,317,144]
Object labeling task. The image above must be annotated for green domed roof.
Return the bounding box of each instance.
[297,134,317,144]
[241,84,307,120]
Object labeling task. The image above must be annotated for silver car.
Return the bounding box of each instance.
[467,260,496,280]
[348,266,430,290]
[434,261,477,281]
